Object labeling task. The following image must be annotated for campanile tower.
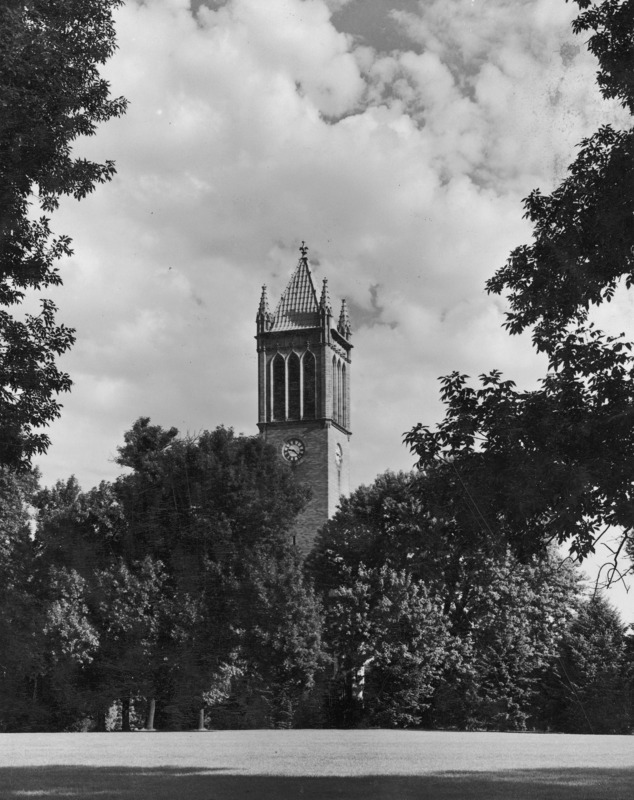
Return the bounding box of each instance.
[256,243,352,553]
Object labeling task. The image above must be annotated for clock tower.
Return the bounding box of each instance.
[256,243,352,554]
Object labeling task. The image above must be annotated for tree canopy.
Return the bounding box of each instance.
[406,0,634,569]
[308,470,582,730]
[538,595,634,733]
[0,0,127,468]
[21,420,323,731]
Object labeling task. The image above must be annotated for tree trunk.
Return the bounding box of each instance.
[197,707,206,731]
[121,698,131,732]
[145,697,156,731]
[95,707,107,732]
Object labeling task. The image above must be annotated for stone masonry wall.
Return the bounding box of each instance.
[263,420,349,555]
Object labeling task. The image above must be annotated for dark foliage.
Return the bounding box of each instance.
[537,595,633,733]
[308,471,582,731]
[0,0,127,468]
[26,420,322,731]
[0,467,43,730]
[407,1,634,565]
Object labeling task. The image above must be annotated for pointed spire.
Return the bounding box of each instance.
[269,244,320,331]
[256,284,272,331]
[320,277,332,314]
[258,284,270,317]
[337,298,351,339]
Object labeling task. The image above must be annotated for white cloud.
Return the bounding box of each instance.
[323,0,356,10]
[390,0,627,187]
[35,0,630,601]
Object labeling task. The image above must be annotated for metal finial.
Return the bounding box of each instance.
[300,241,308,258]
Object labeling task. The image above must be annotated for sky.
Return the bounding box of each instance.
[33,0,633,614]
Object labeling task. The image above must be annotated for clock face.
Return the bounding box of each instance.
[282,437,305,463]
[335,443,343,466]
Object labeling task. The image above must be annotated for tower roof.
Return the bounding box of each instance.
[270,244,320,331]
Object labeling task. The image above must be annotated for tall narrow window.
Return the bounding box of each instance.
[332,356,338,423]
[303,351,316,419]
[337,360,343,425]
[288,352,300,420]
[266,357,271,422]
[272,354,285,421]
[342,363,347,428]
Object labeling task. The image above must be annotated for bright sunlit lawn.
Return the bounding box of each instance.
[1,729,633,799]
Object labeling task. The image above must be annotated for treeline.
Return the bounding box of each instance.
[1,419,632,733]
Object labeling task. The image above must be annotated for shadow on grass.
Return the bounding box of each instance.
[1,766,633,800]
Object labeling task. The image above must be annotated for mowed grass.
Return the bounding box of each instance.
[1,730,633,799]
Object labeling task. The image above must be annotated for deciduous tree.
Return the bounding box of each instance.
[0,467,43,730]
[539,596,633,733]
[406,1,634,566]
[0,0,127,467]
[110,420,320,729]
[308,471,580,730]
[322,563,451,727]
[241,548,326,727]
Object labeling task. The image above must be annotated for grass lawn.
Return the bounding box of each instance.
[0,730,633,799]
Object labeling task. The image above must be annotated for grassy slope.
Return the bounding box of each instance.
[1,730,633,799]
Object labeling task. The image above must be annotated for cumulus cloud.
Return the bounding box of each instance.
[37,0,624,504]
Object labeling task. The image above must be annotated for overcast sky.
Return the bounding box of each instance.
[34,0,632,612]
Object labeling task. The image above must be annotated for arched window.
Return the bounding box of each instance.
[272,354,285,421]
[332,356,338,424]
[342,363,347,428]
[337,360,343,425]
[266,359,271,422]
[288,352,300,420]
[303,351,316,420]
